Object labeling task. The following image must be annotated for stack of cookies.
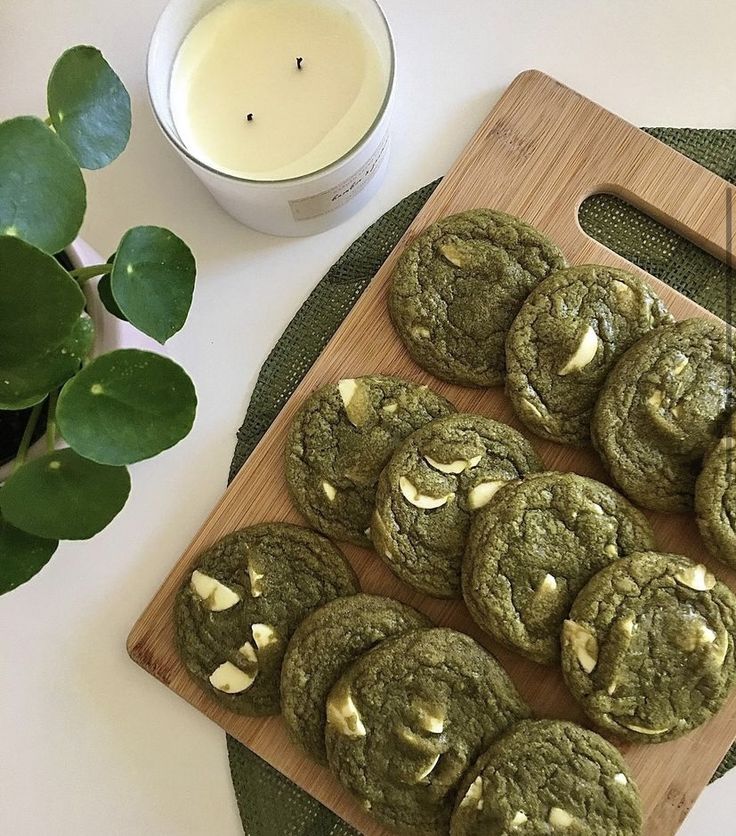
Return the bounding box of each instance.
[172,207,736,835]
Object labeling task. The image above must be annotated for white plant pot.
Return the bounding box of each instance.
[0,238,164,481]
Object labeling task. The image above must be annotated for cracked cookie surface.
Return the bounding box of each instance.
[696,416,736,569]
[450,719,642,836]
[280,594,430,763]
[389,210,566,387]
[592,318,734,512]
[561,551,736,743]
[462,472,655,664]
[505,265,671,446]
[175,523,359,715]
[372,413,543,598]
[286,376,455,546]
[325,627,530,836]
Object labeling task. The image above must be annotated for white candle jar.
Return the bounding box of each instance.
[147,0,395,236]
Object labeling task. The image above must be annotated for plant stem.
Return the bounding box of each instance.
[46,390,59,453]
[11,401,45,475]
[69,264,112,283]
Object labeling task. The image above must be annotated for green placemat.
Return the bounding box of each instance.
[227,127,736,835]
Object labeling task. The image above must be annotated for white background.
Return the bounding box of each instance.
[2,1,736,833]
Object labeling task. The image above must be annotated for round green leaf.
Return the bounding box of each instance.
[98,273,128,321]
[56,349,197,465]
[0,448,130,540]
[0,236,85,366]
[110,226,196,344]
[0,314,94,410]
[47,46,131,170]
[0,512,58,595]
[0,116,86,253]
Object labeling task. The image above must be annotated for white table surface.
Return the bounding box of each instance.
[2,1,736,833]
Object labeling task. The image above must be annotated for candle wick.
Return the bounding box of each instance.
[296,57,303,70]
[246,113,254,122]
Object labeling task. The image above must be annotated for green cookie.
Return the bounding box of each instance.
[372,413,543,598]
[451,720,642,836]
[561,551,736,743]
[286,375,455,546]
[325,627,530,835]
[389,209,566,386]
[506,264,671,446]
[592,318,734,512]
[280,593,430,763]
[463,472,655,664]
[696,416,736,569]
[175,523,358,715]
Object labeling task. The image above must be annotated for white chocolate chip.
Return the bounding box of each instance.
[415,753,441,782]
[338,378,372,427]
[549,807,574,828]
[605,544,618,558]
[209,661,256,693]
[238,641,258,663]
[536,574,558,595]
[613,773,628,786]
[713,631,730,667]
[322,480,337,502]
[511,811,528,827]
[399,476,454,509]
[383,401,398,414]
[439,241,466,267]
[586,501,605,515]
[622,722,670,736]
[558,325,599,375]
[647,389,663,410]
[522,398,544,419]
[563,620,598,673]
[247,563,264,598]
[338,378,357,408]
[424,455,470,474]
[190,570,241,612]
[720,436,735,450]
[672,353,689,375]
[460,776,484,810]
[418,706,445,734]
[326,688,366,738]
[468,480,507,510]
[613,280,634,301]
[252,623,277,650]
[674,564,716,591]
[620,616,635,637]
[411,326,431,339]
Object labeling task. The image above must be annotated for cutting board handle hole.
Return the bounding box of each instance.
[578,192,735,325]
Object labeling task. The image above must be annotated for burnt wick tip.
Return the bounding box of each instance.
[246,113,254,122]
[296,57,303,70]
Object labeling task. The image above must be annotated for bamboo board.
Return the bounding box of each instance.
[128,71,736,835]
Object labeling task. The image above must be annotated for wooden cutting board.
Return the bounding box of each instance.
[128,70,736,835]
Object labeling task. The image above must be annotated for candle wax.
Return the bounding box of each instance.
[170,0,389,181]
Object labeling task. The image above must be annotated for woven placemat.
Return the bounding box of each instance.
[227,127,736,835]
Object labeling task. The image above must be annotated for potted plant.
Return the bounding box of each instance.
[0,46,198,594]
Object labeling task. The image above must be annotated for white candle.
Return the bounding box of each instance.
[169,0,389,181]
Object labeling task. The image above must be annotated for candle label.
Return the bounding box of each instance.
[289,131,389,222]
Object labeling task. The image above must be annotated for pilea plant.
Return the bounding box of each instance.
[0,46,198,594]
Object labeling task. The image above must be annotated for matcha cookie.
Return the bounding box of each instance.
[372,413,543,598]
[696,416,736,568]
[561,551,736,743]
[281,594,431,763]
[592,318,734,512]
[286,375,455,546]
[506,265,671,446]
[451,719,642,836]
[325,627,530,835]
[389,210,566,386]
[175,523,359,715]
[463,472,655,664]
